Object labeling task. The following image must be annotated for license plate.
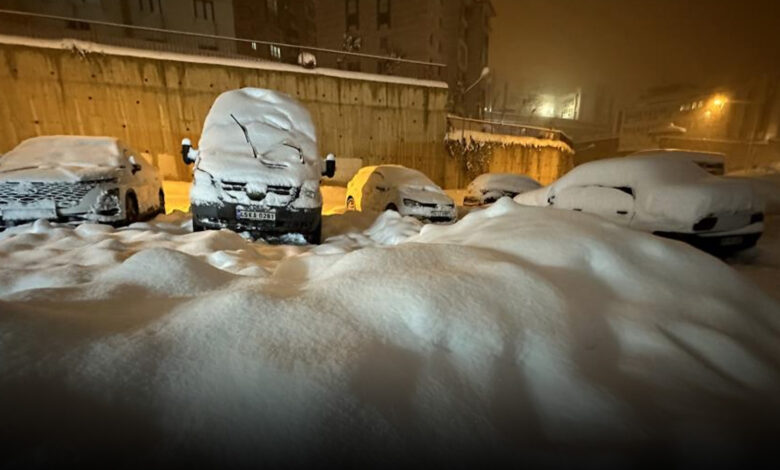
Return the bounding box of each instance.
[720,236,743,246]
[236,209,275,221]
[431,211,449,218]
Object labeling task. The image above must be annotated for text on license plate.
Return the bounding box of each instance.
[236,209,275,221]
[720,236,743,246]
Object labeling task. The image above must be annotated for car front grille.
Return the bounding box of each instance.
[0,181,99,208]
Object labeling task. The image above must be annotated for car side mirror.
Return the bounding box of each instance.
[181,138,198,165]
[323,153,336,178]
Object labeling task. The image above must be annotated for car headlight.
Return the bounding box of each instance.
[94,188,120,215]
[403,198,422,208]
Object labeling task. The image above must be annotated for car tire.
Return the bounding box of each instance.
[304,220,322,245]
[346,197,356,211]
[124,192,139,225]
[385,203,398,212]
[158,189,166,215]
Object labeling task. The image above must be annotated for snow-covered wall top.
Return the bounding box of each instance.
[446,129,574,153]
[0,34,448,90]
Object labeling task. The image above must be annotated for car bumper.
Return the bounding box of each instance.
[654,222,763,254]
[192,202,321,236]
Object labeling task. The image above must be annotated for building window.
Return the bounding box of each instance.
[346,0,359,30]
[377,0,390,28]
[193,0,215,21]
[138,0,160,12]
[270,44,282,60]
[266,0,278,16]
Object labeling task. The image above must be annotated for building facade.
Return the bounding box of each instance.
[314,0,494,117]
[232,0,317,62]
[0,0,236,53]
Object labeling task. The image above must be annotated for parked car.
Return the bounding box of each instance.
[0,135,164,230]
[182,88,335,244]
[629,149,726,175]
[346,165,456,223]
[463,173,541,206]
[514,155,764,253]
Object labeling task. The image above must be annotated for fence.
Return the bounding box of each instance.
[0,8,446,81]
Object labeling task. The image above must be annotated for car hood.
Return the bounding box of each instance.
[640,178,763,224]
[0,165,119,183]
[399,186,454,206]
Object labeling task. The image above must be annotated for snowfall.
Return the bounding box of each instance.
[1,184,780,467]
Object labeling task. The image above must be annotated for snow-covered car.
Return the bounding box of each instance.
[0,136,164,230]
[463,173,541,207]
[346,165,456,223]
[629,149,726,175]
[182,88,336,244]
[514,155,764,253]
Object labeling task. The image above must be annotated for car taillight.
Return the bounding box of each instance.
[750,212,764,224]
[693,216,718,231]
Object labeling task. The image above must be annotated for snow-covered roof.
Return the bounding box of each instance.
[0,34,448,89]
[372,165,443,192]
[446,129,574,153]
[467,173,541,194]
[0,135,122,170]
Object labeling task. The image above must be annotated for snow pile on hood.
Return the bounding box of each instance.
[0,136,122,170]
[1,203,779,466]
[467,173,541,195]
[195,88,321,187]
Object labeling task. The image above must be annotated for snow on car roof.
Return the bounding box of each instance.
[0,136,123,170]
[468,173,541,193]
[554,155,712,192]
[196,88,321,184]
[373,165,442,191]
[629,149,726,165]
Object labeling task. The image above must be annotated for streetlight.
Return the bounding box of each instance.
[463,67,491,94]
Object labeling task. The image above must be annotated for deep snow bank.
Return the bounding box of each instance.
[1,200,779,467]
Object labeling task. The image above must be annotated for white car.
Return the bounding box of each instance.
[182,88,335,244]
[515,155,764,253]
[0,136,164,230]
[346,165,457,223]
[463,173,541,206]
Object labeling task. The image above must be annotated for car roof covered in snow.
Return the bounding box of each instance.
[553,155,713,193]
[467,173,541,193]
[628,149,726,165]
[373,165,441,190]
[0,135,123,170]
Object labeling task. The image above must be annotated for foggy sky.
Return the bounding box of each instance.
[489,0,780,102]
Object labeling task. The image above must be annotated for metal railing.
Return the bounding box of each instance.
[447,115,574,148]
[0,8,446,81]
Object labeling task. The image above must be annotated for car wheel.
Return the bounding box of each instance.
[124,193,139,225]
[385,203,398,212]
[346,197,356,211]
[158,189,166,215]
[304,220,322,245]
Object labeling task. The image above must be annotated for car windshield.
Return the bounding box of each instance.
[0,137,122,171]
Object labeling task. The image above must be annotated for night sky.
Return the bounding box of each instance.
[489,0,780,101]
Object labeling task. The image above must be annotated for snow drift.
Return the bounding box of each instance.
[1,201,779,467]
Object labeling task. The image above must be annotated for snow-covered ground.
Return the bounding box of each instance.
[1,196,779,467]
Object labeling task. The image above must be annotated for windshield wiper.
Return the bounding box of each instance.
[230,114,258,159]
